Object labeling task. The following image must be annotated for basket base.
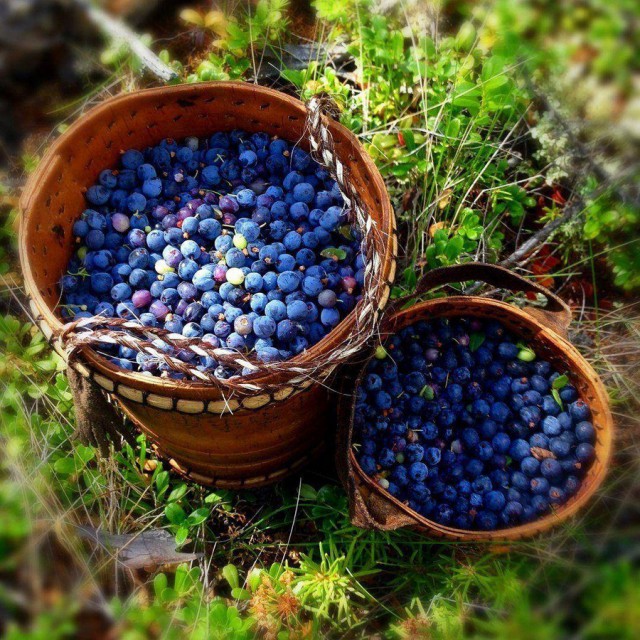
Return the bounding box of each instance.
[112,384,336,489]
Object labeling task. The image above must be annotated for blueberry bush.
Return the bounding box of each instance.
[1,0,639,637]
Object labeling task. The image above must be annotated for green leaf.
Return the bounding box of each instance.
[75,444,96,465]
[168,483,188,503]
[481,56,507,82]
[338,225,354,241]
[403,267,417,291]
[400,128,416,151]
[155,470,169,497]
[484,74,510,93]
[248,568,262,592]
[205,490,228,504]
[444,235,464,261]
[153,572,168,598]
[231,587,251,600]
[469,333,485,352]
[420,385,435,400]
[444,117,461,138]
[165,502,187,525]
[299,484,317,500]
[54,458,76,475]
[223,564,240,590]
[320,247,347,261]
[552,374,569,390]
[390,163,414,178]
[281,68,304,87]
[175,526,189,546]
[187,507,210,526]
[552,388,563,408]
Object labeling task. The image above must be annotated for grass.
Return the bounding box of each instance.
[1,0,639,637]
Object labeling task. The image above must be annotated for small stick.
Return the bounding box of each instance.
[499,197,584,269]
[74,0,178,82]
[461,197,586,295]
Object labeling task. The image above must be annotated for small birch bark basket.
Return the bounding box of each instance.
[19,82,396,488]
[337,263,613,541]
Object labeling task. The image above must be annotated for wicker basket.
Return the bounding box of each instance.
[19,82,396,488]
[337,263,613,541]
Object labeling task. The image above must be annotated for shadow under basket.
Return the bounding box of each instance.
[337,263,613,542]
[19,82,396,488]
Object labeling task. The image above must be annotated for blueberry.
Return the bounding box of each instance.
[489,401,510,423]
[452,366,471,384]
[472,475,492,493]
[471,399,490,417]
[575,443,595,463]
[511,471,529,491]
[409,462,428,482]
[86,185,111,206]
[541,395,561,416]
[374,447,395,469]
[503,501,524,523]
[529,375,549,394]
[520,405,542,428]
[522,390,542,406]
[445,383,464,403]
[480,419,498,439]
[476,510,498,530]
[277,271,300,294]
[575,421,595,443]
[540,458,562,479]
[530,477,550,495]
[424,447,442,466]
[549,437,571,458]
[422,422,438,440]
[465,458,484,479]
[491,432,511,454]
[483,490,506,512]
[542,415,562,437]
[564,476,581,496]
[569,400,590,422]
[469,493,483,508]
[111,282,132,302]
[549,486,566,504]
[521,456,540,477]
[531,495,549,514]
[511,377,530,394]
[509,439,530,462]
[293,182,315,204]
[320,308,340,328]
[374,391,392,410]
[559,386,578,403]
[461,428,480,449]
[497,342,519,359]
[529,433,549,449]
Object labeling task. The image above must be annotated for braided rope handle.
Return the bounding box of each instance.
[56,95,389,395]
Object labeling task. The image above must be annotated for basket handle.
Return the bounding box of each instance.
[394,262,572,339]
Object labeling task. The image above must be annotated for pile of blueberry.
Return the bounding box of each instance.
[60,130,365,379]
[353,317,596,531]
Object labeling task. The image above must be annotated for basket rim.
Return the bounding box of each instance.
[19,81,396,398]
[346,296,614,541]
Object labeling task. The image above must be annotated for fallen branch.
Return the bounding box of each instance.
[74,0,178,82]
[461,196,586,295]
[500,197,584,268]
